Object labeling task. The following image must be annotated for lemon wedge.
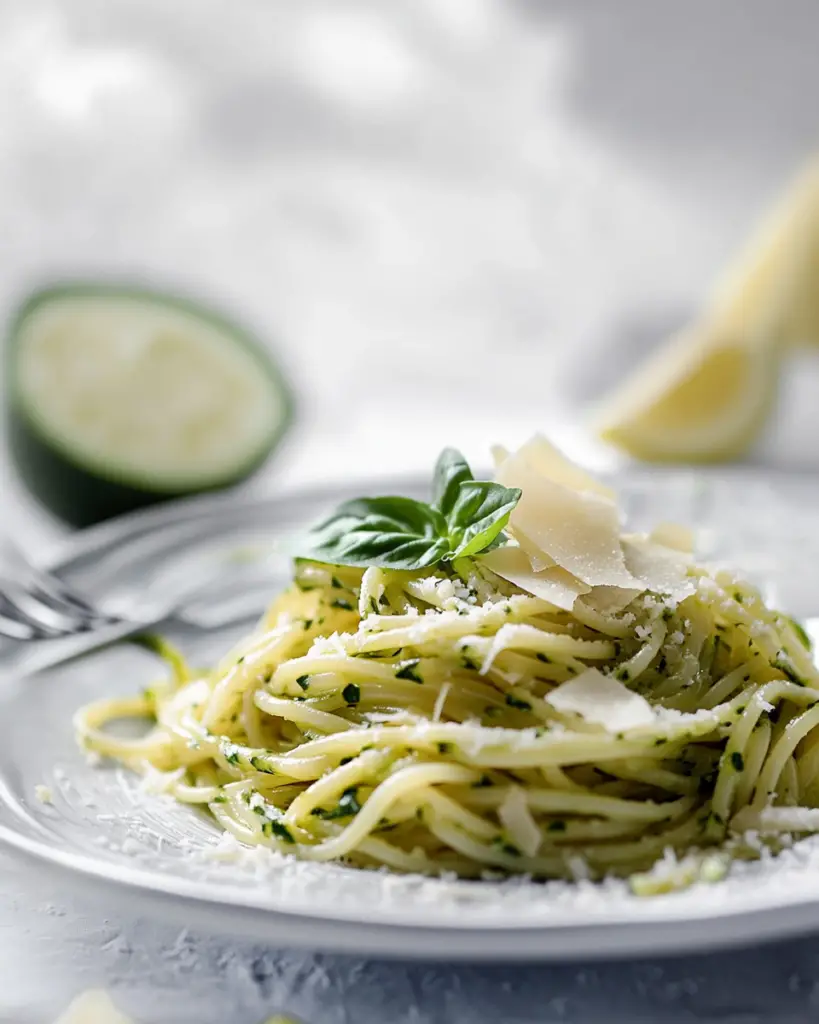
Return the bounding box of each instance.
[708,158,819,346]
[595,327,780,462]
[595,157,819,461]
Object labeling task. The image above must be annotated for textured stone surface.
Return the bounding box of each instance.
[2,0,819,1020]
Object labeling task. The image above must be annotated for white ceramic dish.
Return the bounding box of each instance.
[3,468,819,961]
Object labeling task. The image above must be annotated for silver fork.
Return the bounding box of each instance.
[0,545,281,675]
[0,535,115,640]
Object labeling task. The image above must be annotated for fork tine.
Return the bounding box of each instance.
[0,604,40,641]
[0,580,93,637]
[1,534,101,615]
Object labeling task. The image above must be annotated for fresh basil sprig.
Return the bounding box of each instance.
[294,449,521,570]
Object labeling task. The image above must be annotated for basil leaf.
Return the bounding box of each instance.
[446,481,521,559]
[297,496,449,570]
[432,448,473,516]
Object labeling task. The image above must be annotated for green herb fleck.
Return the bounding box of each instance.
[437,742,453,754]
[331,598,354,611]
[395,659,423,683]
[505,694,532,711]
[262,820,295,843]
[312,786,362,820]
[296,675,310,691]
[536,653,551,664]
[473,774,493,788]
[547,820,566,832]
[730,751,745,772]
[331,576,344,589]
[493,839,521,857]
[342,683,361,705]
[773,656,805,686]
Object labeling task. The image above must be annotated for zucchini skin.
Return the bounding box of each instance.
[5,282,295,527]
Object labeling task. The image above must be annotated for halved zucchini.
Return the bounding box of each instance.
[6,283,294,526]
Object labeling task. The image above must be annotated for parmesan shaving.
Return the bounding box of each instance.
[545,668,656,732]
[512,434,616,502]
[582,585,643,614]
[498,785,542,857]
[496,452,636,587]
[621,535,695,603]
[650,521,694,554]
[478,545,589,611]
[513,527,556,572]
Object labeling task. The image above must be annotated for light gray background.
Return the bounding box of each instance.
[3,1,819,1020]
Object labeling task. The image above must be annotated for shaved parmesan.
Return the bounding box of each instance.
[545,668,656,732]
[513,527,556,572]
[622,535,695,602]
[582,585,643,614]
[511,434,616,502]
[54,990,134,1024]
[498,785,542,857]
[478,545,590,610]
[650,521,694,554]
[496,452,636,588]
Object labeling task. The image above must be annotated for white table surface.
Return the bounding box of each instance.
[4,1,819,1019]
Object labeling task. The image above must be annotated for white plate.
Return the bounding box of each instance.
[4,468,819,962]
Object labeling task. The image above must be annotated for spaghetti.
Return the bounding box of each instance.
[75,443,819,893]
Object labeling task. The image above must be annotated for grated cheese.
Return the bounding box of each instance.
[35,783,53,805]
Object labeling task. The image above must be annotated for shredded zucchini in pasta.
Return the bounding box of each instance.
[76,553,819,890]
